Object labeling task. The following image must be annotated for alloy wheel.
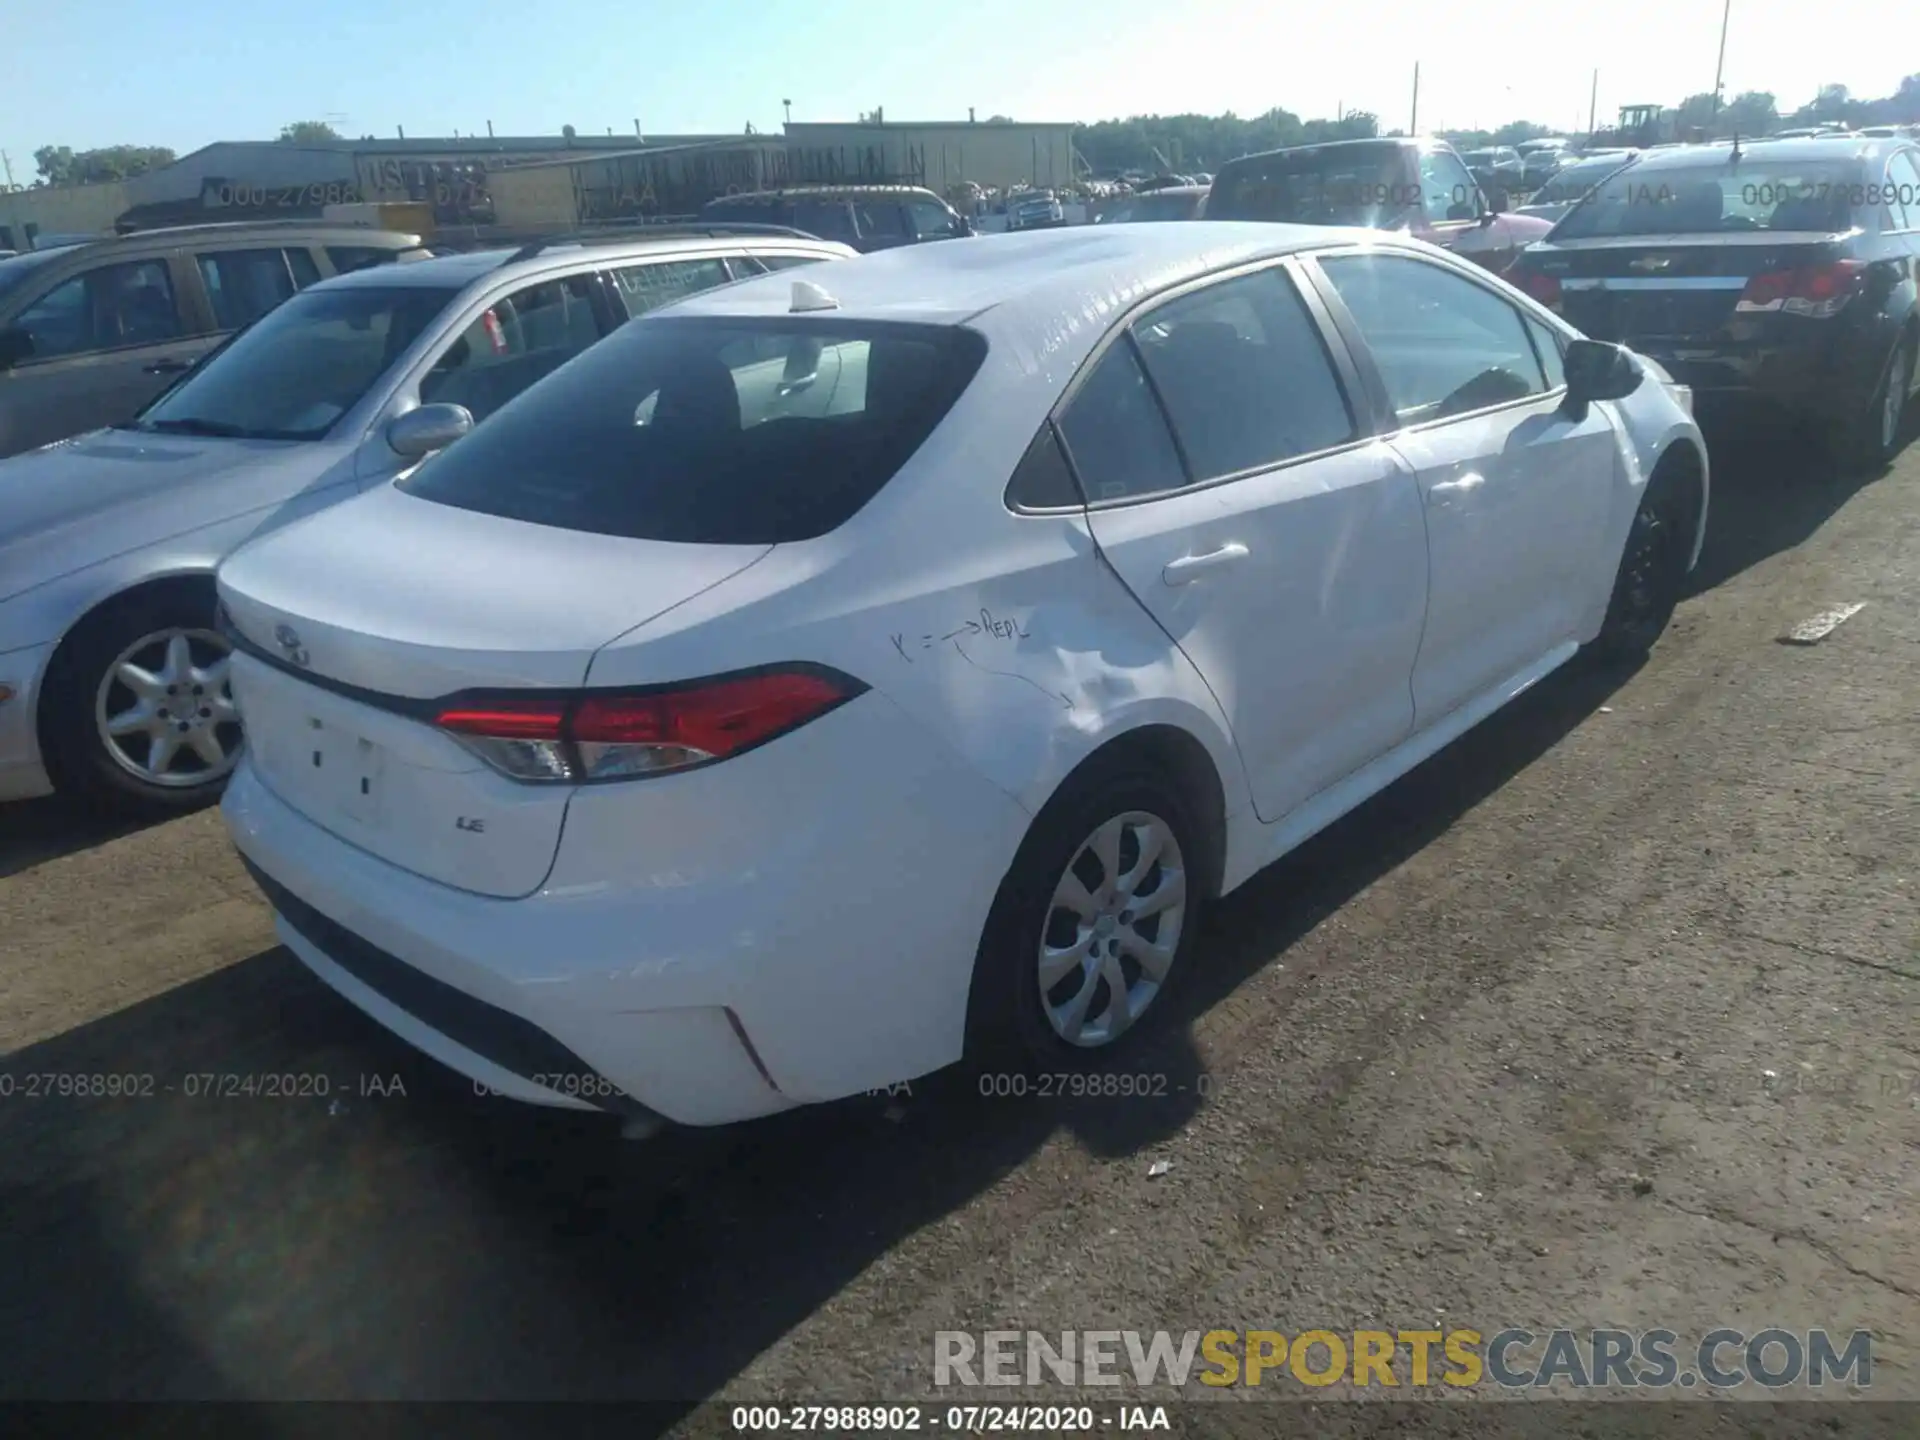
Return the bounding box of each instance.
[93,627,241,789]
[1037,810,1187,1047]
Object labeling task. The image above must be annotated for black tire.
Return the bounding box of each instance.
[40,581,240,819]
[1589,469,1693,664]
[1830,331,1914,473]
[965,759,1210,1075]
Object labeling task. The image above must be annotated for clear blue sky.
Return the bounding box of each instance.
[3,0,1905,185]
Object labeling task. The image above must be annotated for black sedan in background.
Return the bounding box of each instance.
[1509,136,1920,467]
[1097,186,1208,223]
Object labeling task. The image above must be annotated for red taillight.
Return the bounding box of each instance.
[1737,260,1864,317]
[436,699,568,739]
[1516,270,1562,308]
[433,667,864,783]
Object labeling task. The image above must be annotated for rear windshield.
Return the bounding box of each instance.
[1554,160,1864,238]
[1526,157,1633,207]
[1104,191,1202,223]
[399,316,988,544]
[1210,147,1412,225]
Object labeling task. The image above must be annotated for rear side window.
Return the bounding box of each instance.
[1006,425,1082,509]
[1885,152,1920,229]
[608,258,732,318]
[327,245,401,275]
[1130,269,1354,480]
[399,317,987,544]
[755,253,831,272]
[1056,340,1187,502]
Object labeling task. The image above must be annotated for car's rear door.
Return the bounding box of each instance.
[1069,260,1430,825]
[1307,248,1619,726]
[0,249,213,455]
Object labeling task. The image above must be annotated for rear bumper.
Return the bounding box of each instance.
[0,641,56,804]
[221,688,1031,1126]
[1578,319,1888,422]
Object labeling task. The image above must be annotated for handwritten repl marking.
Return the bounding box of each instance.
[898,609,1032,663]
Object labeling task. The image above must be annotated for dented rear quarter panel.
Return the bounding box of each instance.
[582,301,1256,839]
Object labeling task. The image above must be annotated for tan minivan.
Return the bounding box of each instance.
[0,221,426,458]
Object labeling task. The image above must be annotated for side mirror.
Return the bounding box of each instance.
[1482,186,1509,220]
[0,326,34,371]
[954,214,974,236]
[1564,339,1643,407]
[386,402,474,458]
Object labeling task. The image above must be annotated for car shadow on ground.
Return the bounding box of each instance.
[0,430,1880,1414]
[1682,407,1906,598]
[0,647,1640,1415]
[0,794,182,881]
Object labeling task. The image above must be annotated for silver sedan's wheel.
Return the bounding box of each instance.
[93,627,240,789]
[1037,810,1188,1047]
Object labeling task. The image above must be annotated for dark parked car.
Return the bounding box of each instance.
[1207,137,1553,276]
[698,186,971,253]
[0,221,426,458]
[1522,147,1570,189]
[1508,136,1920,467]
[1512,151,1641,224]
[1463,147,1527,195]
[1097,186,1208,223]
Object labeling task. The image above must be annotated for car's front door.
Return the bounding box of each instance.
[0,253,213,456]
[1309,249,1619,726]
[1068,262,1431,824]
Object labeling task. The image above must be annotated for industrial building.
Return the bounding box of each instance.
[0,118,1081,248]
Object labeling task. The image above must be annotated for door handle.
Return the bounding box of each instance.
[1429,473,1485,496]
[1162,543,1249,585]
[143,358,190,375]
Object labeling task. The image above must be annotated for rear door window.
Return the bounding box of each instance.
[1129,269,1355,480]
[196,248,306,329]
[1056,340,1188,502]
[418,275,604,422]
[793,201,857,242]
[398,317,986,543]
[608,257,733,318]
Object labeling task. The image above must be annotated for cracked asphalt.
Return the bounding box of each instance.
[1,412,1916,1433]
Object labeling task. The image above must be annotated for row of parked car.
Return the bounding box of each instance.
[0,127,1912,1132]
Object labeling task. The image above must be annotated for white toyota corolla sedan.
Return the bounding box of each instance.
[217,223,1707,1130]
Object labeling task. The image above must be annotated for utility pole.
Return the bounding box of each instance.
[783,99,793,127]
[486,119,495,137]
[1589,70,1599,135]
[0,150,14,190]
[1710,0,1732,123]
[1410,63,1420,136]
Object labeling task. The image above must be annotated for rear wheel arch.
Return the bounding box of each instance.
[964,721,1227,1067]
[1022,723,1230,907]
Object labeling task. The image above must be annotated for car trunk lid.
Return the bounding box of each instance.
[1526,233,1850,344]
[218,485,771,897]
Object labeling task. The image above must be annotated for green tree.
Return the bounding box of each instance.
[32,145,75,186]
[1720,90,1778,136]
[278,120,342,143]
[34,143,175,186]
